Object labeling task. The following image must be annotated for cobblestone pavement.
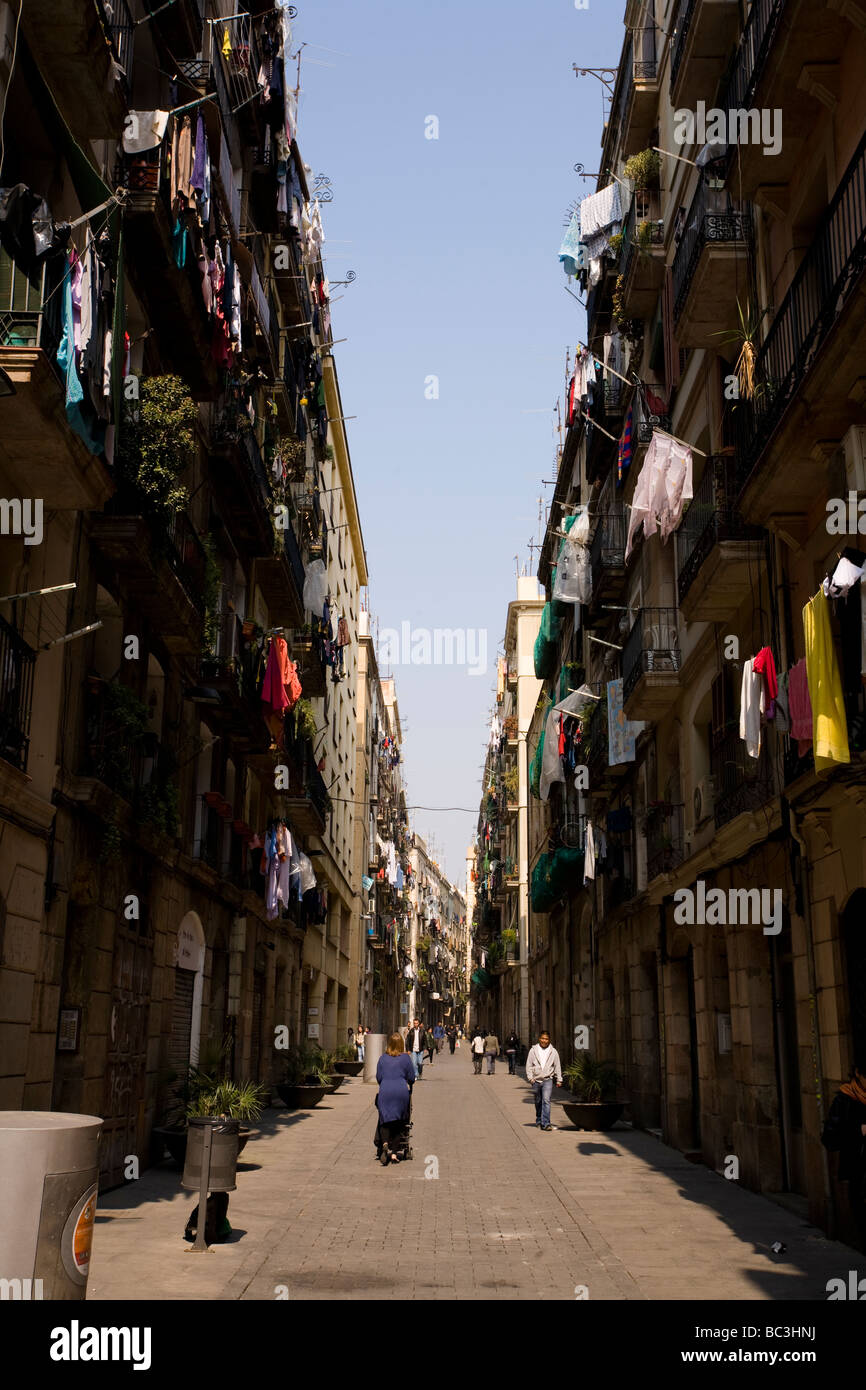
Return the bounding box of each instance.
[88,1048,860,1301]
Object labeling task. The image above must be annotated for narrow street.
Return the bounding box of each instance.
[89,1052,853,1302]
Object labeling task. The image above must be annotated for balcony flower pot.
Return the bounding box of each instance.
[560,1102,625,1131]
[277,1083,326,1109]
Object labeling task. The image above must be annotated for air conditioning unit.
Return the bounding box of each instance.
[693,778,715,826]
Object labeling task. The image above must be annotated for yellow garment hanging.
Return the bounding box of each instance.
[222,27,232,58]
[802,588,850,770]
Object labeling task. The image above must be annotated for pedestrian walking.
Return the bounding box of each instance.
[425,1024,436,1065]
[471,1027,485,1074]
[406,1017,426,1080]
[505,1030,520,1075]
[433,1021,445,1054]
[375,1032,415,1165]
[822,1063,866,1245]
[484,1028,500,1075]
[525,1030,563,1129]
[354,1025,366,1063]
[446,1023,457,1054]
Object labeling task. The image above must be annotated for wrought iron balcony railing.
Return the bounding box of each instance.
[672,179,751,322]
[0,614,36,773]
[623,607,681,704]
[0,252,62,363]
[711,724,775,829]
[735,128,866,492]
[589,507,626,583]
[645,802,685,882]
[723,0,787,118]
[677,455,764,605]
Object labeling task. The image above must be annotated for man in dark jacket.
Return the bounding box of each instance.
[822,1065,866,1246]
[406,1018,426,1080]
[505,1030,521,1075]
[446,1023,457,1054]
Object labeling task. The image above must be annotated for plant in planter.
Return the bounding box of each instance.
[561,1054,625,1130]
[611,274,626,325]
[294,698,318,745]
[277,1045,328,1108]
[416,935,432,954]
[503,766,519,803]
[153,1038,266,1166]
[623,148,660,191]
[334,1043,364,1076]
[712,298,769,404]
[116,374,196,518]
[608,230,624,257]
[501,927,518,954]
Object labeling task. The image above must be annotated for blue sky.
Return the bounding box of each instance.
[296,0,624,886]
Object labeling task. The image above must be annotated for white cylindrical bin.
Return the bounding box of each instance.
[363,1033,386,1083]
[0,1112,103,1300]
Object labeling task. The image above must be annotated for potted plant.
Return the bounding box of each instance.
[316,1049,346,1095]
[152,1043,267,1167]
[561,1054,625,1130]
[276,1045,327,1109]
[712,298,769,404]
[623,148,660,191]
[334,1043,364,1077]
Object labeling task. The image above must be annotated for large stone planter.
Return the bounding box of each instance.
[560,1101,625,1131]
[334,1061,364,1076]
[320,1074,345,1096]
[277,1084,326,1109]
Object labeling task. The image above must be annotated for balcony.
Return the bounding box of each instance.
[670,0,740,109]
[711,725,775,829]
[292,628,328,698]
[278,728,331,835]
[735,129,866,524]
[149,0,203,62]
[0,254,114,509]
[21,0,133,139]
[90,509,206,654]
[620,194,665,318]
[587,507,627,624]
[622,608,681,719]
[209,417,285,564]
[633,384,671,450]
[0,615,36,773]
[213,10,265,146]
[677,455,765,621]
[613,27,660,159]
[584,690,611,789]
[720,0,852,201]
[645,803,686,882]
[672,179,752,346]
[121,140,219,398]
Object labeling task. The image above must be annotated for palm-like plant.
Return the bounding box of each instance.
[186,1077,267,1122]
[562,1053,621,1103]
[713,298,769,402]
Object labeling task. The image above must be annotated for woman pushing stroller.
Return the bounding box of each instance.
[375,1032,414,1165]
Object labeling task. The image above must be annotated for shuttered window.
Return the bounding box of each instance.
[168,967,195,1074]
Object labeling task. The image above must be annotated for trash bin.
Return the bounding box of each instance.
[363,1033,386,1084]
[182,1117,239,1193]
[0,1111,103,1300]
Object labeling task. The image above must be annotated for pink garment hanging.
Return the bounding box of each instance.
[788,658,813,756]
[261,636,291,714]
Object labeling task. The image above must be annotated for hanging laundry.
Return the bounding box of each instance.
[803,589,850,769]
[122,110,169,154]
[739,658,765,758]
[583,821,596,884]
[823,555,865,598]
[559,208,586,277]
[553,507,591,605]
[787,658,813,756]
[261,635,291,715]
[579,181,622,260]
[618,406,633,484]
[625,432,693,559]
[607,678,639,765]
[222,26,232,58]
[752,646,778,720]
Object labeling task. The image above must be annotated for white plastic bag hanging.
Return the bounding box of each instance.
[303,559,327,617]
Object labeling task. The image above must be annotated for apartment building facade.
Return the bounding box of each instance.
[0,0,372,1186]
[516,0,866,1245]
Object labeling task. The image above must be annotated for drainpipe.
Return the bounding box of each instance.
[787,801,835,1237]
[517,729,532,1042]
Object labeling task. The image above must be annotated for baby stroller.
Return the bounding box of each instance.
[376,1089,414,1165]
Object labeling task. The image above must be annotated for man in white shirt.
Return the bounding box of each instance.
[524,1030,563,1130]
[470,1028,485,1075]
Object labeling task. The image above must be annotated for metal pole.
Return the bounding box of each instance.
[191,1125,213,1252]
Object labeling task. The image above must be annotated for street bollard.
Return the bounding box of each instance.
[363,1033,386,1083]
[0,1111,103,1300]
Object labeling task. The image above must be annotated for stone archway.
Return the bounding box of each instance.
[170,911,206,1070]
